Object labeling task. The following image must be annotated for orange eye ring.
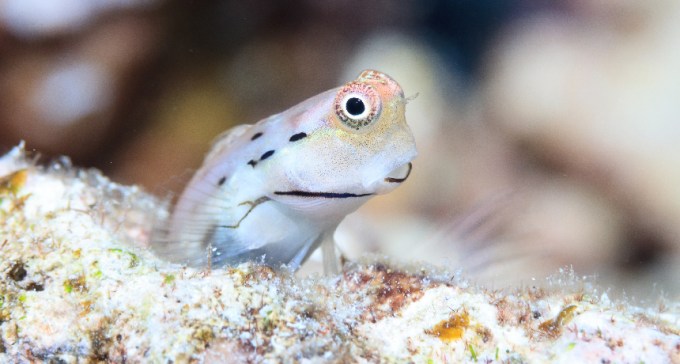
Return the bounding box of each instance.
[334,82,381,130]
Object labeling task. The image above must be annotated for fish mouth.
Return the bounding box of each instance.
[273,191,373,199]
[384,162,412,183]
[274,163,413,201]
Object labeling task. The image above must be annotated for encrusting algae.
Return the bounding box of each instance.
[426,311,470,342]
[0,144,678,362]
[539,304,578,337]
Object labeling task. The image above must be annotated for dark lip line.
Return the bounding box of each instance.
[273,191,373,199]
[384,162,412,183]
[274,162,413,199]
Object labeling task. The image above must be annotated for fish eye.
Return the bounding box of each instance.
[345,97,365,116]
[334,82,381,130]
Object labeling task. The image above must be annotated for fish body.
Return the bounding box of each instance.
[157,70,417,270]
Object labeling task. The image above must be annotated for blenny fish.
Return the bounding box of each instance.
[154,70,417,273]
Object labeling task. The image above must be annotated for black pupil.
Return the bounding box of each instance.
[346,97,365,116]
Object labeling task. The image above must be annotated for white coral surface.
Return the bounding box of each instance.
[0,145,678,363]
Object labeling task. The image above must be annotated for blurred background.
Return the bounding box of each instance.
[1,0,679,298]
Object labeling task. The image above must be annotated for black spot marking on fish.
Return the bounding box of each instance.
[217,176,227,186]
[260,150,275,160]
[289,132,307,142]
[251,132,263,141]
[248,150,275,167]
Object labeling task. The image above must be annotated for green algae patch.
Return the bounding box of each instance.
[108,248,140,268]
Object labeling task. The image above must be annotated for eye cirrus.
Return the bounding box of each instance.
[334,82,381,131]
